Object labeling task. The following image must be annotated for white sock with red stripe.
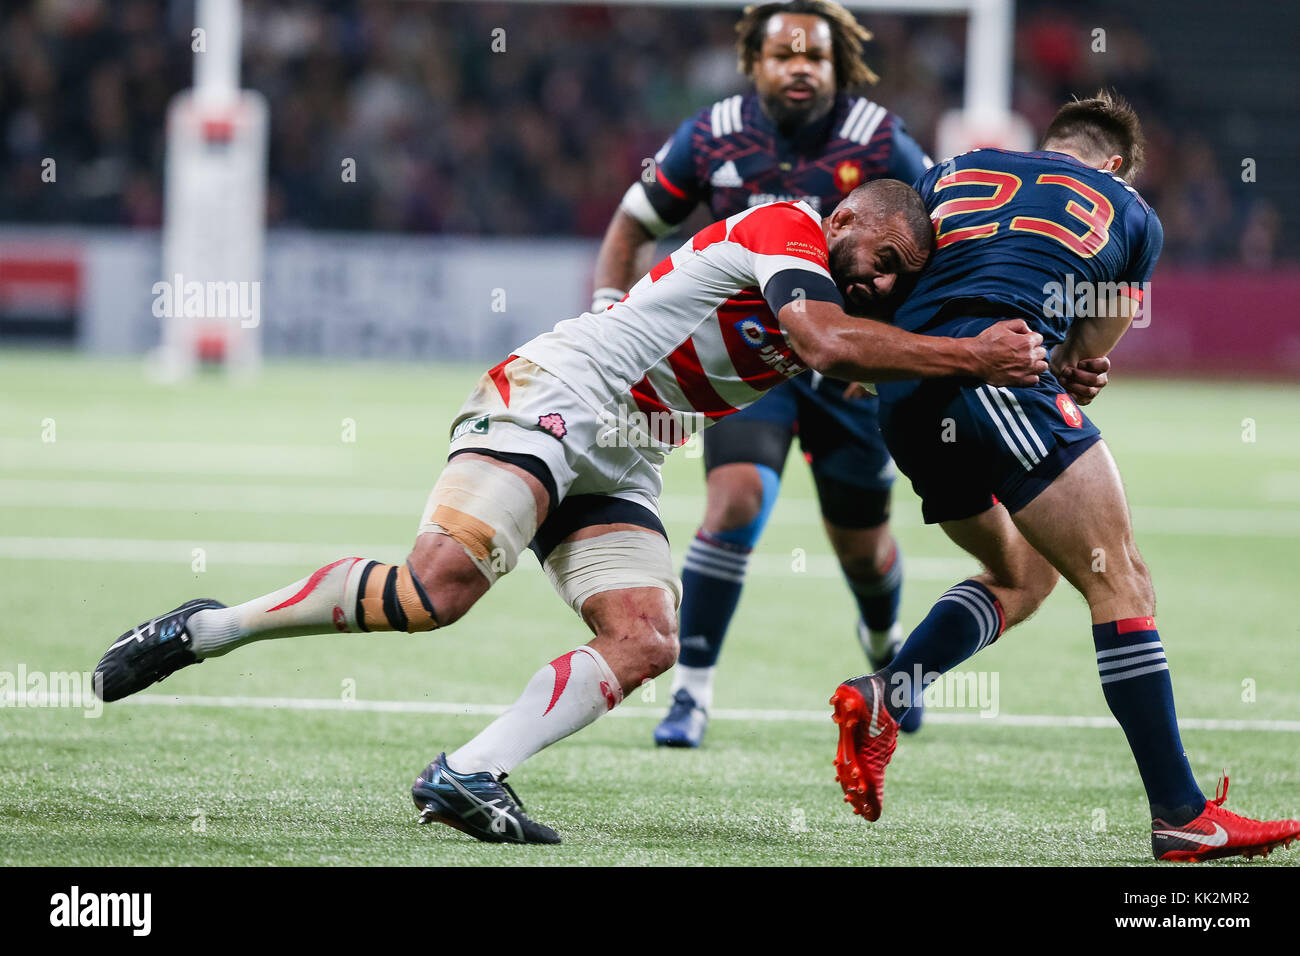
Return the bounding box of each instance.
[447,646,624,778]
[187,557,372,657]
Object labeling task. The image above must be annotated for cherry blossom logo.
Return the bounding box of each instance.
[538,412,567,440]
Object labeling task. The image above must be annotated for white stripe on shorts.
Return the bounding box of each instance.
[975,387,1034,471]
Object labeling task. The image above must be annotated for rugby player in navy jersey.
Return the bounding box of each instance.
[829,92,1300,861]
[593,0,938,747]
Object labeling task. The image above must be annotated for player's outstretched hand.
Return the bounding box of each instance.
[971,319,1048,387]
[1054,355,1110,405]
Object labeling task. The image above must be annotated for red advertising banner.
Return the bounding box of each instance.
[1114,268,1300,379]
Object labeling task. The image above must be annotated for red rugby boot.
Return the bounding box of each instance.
[1153,775,1300,862]
[829,674,898,822]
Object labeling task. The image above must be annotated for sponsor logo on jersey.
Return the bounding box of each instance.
[733,316,767,348]
[747,192,821,212]
[758,342,804,377]
[710,160,743,188]
[1056,393,1083,428]
[834,159,863,194]
[451,415,490,442]
[537,412,567,440]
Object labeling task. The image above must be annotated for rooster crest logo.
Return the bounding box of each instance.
[835,160,862,195]
[538,412,568,440]
[1055,393,1082,428]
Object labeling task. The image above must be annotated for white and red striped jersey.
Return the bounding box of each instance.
[514,200,838,449]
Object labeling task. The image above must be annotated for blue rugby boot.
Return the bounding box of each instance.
[653,688,708,748]
[412,753,561,845]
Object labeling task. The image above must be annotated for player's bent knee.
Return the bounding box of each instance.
[704,466,767,532]
[1024,564,1059,607]
[833,529,895,580]
[707,489,763,533]
[406,534,489,627]
[636,598,680,676]
[639,623,680,679]
[586,589,680,681]
[1012,573,1058,627]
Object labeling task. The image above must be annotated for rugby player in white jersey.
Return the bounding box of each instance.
[91,179,1046,844]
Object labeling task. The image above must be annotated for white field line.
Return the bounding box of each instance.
[0,439,360,477]
[112,693,1300,733]
[0,481,835,523]
[0,478,427,517]
[0,480,825,527]
[0,536,404,567]
[0,534,976,579]
[4,478,1300,537]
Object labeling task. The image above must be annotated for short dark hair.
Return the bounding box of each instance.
[852,178,935,255]
[1042,89,1146,181]
[735,0,879,89]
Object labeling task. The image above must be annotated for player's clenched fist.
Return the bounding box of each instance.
[1054,355,1111,405]
[969,319,1048,387]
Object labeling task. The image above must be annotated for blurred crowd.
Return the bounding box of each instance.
[0,0,1286,265]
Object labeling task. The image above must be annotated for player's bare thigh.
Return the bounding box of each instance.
[1008,440,1155,623]
[566,523,680,692]
[940,503,1058,628]
[406,453,551,626]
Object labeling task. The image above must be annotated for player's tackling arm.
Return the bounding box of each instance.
[780,299,1048,387]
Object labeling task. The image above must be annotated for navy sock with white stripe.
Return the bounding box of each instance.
[677,531,751,669]
[1093,618,1204,821]
[845,538,903,634]
[675,464,779,671]
[881,579,1004,719]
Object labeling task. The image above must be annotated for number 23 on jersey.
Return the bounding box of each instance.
[931,168,1114,257]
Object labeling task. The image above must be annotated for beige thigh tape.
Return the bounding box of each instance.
[542,530,682,615]
[418,457,541,584]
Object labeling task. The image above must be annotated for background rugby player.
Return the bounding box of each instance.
[594,0,934,746]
